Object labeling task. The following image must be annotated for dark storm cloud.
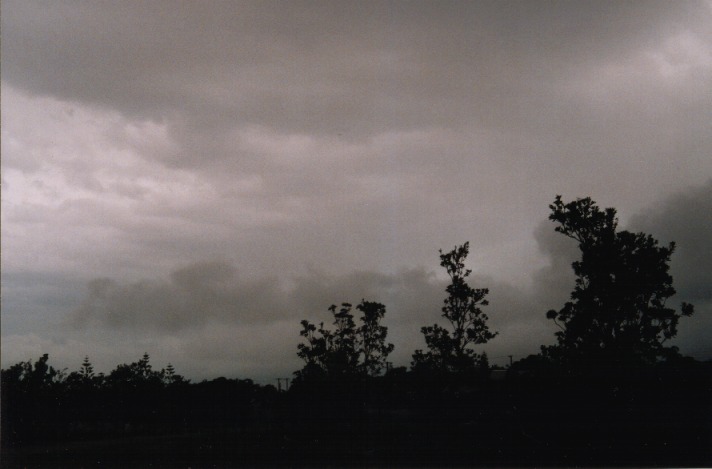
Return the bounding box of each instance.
[516,185,712,360]
[3,1,711,378]
[530,219,579,307]
[1,271,86,332]
[71,261,443,331]
[72,261,287,330]
[629,179,712,358]
[3,1,707,144]
[70,255,565,367]
[36,180,712,374]
[67,262,443,370]
[3,0,710,269]
[630,179,712,301]
[5,1,708,254]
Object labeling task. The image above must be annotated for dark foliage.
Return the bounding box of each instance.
[295,299,394,381]
[2,197,709,467]
[544,196,694,371]
[3,353,709,467]
[0,354,268,448]
[412,242,497,374]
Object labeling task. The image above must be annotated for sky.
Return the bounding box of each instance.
[2,1,711,382]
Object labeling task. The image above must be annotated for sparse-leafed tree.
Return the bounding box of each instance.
[544,196,694,368]
[107,353,164,389]
[412,242,497,373]
[66,356,102,390]
[80,356,94,380]
[161,363,188,386]
[0,354,65,392]
[297,320,331,380]
[357,300,395,376]
[328,303,360,375]
[297,300,394,380]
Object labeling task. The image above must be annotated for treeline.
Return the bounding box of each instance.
[2,196,711,467]
[1,353,274,445]
[2,350,710,466]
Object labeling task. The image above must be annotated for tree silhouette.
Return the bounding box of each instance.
[544,196,694,368]
[412,242,497,373]
[106,352,165,390]
[80,356,94,379]
[65,356,103,391]
[162,363,187,386]
[357,300,395,376]
[296,300,393,380]
[296,304,355,379]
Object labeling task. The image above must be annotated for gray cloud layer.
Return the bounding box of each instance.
[3,1,707,137]
[629,180,712,358]
[65,180,710,376]
[2,1,710,379]
[4,181,709,380]
[66,258,557,374]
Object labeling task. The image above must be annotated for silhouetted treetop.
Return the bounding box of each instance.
[357,300,394,376]
[296,300,394,381]
[545,196,694,367]
[0,354,65,393]
[412,242,496,373]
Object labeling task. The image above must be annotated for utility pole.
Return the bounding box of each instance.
[508,355,513,367]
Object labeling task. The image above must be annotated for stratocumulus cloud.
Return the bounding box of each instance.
[2,1,710,379]
[629,180,712,358]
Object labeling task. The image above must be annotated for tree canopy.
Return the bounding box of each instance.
[544,195,694,368]
[412,242,497,374]
[296,300,394,380]
[2,197,709,467]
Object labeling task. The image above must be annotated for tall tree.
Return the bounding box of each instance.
[544,196,694,367]
[296,300,393,379]
[325,303,360,376]
[412,242,497,373]
[0,354,64,393]
[66,355,102,390]
[357,300,395,376]
[162,363,187,386]
[106,353,164,389]
[80,356,94,380]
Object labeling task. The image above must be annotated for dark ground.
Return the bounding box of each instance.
[3,361,711,468]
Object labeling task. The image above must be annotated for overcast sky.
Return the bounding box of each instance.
[2,1,711,382]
